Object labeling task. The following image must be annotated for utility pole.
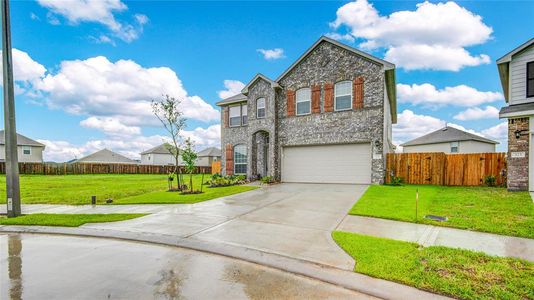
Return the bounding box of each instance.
[2,0,21,217]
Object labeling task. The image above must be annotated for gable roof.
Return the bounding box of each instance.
[241,73,280,95]
[76,149,136,164]
[401,126,499,147]
[215,93,248,106]
[140,143,172,155]
[198,147,221,157]
[0,130,45,147]
[496,38,534,102]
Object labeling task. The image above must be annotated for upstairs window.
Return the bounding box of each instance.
[22,146,31,155]
[335,81,352,111]
[296,88,311,115]
[528,61,534,98]
[257,98,266,118]
[450,141,459,153]
[229,104,248,127]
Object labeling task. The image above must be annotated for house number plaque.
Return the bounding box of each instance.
[511,151,526,158]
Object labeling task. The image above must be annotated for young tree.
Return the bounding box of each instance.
[181,138,198,193]
[152,95,187,190]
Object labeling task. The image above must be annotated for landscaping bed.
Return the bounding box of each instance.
[333,231,534,300]
[0,213,146,227]
[350,185,534,238]
[0,174,257,205]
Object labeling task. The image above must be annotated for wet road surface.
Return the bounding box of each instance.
[0,233,374,300]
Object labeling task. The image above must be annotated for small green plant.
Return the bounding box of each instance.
[260,176,275,184]
[181,138,199,193]
[206,174,247,187]
[389,176,403,186]
[484,175,497,187]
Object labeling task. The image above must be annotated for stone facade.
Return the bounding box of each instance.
[219,39,393,184]
[507,118,529,191]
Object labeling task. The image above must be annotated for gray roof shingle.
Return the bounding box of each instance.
[215,93,248,106]
[198,147,221,157]
[0,130,45,147]
[75,149,137,164]
[401,126,498,147]
[140,143,173,155]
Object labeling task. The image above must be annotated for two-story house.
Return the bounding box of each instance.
[216,36,396,184]
[498,38,534,191]
[0,130,45,163]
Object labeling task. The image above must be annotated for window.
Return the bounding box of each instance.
[450,142,459,153]
[241,103,248,125]
[528,62,534,98]
[335,81,352,111]
[230,104,248,126]
[257,98,266,118]
[22,146,31,155]
[296,88,311,115]
[234,144,247,174]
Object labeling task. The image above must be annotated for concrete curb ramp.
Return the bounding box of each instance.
[0,225,451,300]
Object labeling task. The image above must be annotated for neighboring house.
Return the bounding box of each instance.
[140,143,178,165]
[216,36,396,184]
[74,149,136,164]
[497,38,534,191]
[401,126,498,154]
[0,130,45,163]
[197,147,221,167]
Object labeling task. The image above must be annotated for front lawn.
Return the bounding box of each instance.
[0,174,257,205]
[333,231,534,300]
[0,213,146,227]
[350,185,534,238]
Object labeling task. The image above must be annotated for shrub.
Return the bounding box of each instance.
[484,175,497,187]
[388,176,403,186]
[260,176,275,184]
[206,174,247,187]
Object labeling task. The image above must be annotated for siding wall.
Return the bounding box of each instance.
[510,45,534,104]
[0,145,44,163]
[403,141,495,154]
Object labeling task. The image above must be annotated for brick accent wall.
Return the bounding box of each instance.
[507,118,528,191]
[225,144,234,175]
[324,83,334,112]
[353,77,364,109]
[287,90,295,116]
[311,85,321,114]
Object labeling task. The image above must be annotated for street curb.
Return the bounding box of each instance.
[0,225,451,300]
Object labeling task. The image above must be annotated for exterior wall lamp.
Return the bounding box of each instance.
[514,130,529,139]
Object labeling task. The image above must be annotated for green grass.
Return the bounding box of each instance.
[0,213,146,227]
[0,174,257,205]
[333,231,534,300]
[350,185,534,238]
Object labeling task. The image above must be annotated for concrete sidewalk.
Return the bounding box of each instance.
[337,215,534,262]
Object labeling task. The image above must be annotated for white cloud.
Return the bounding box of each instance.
[331,0,492,71]
[453,106,499,121]
[181,124,221,148]
[80,116,141,137]
[30,12,40,21]
[218,80,245,99]
[37,0,148,42]
[325,32,355,43]
[0,49,46,83]
[397,83,502,107]
[257,48,285,60]
[33,55,219,127]
[481,122,507,141]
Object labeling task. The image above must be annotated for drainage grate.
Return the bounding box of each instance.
[424,215,448,222]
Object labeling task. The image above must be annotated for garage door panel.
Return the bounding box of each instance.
[281,144,371,184]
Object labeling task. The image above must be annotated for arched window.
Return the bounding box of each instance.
[296,88,311,115]
[335,81,352,111]
[234,144,247,175]
[257,98,266,118]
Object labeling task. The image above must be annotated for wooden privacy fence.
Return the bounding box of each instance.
[386,152,507,186]
[211,161,221,174]
[0,162,211,175]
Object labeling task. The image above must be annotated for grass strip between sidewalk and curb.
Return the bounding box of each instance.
[350,184,534,239]
[333,231,534,300]
[0,213,147,227]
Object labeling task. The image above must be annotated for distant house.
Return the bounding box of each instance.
[0,130,45,163]
[197,147,221,167]
[401,126,498,154]
[74,149,136,164]
[140,144,221,167]
[140,143,177,165]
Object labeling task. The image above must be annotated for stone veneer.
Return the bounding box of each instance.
[507,118,529,191]
[220,40,390,184]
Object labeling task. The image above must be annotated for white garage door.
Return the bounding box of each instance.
[281,143,372,184]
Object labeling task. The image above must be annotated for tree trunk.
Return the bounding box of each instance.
[190,173,193,193]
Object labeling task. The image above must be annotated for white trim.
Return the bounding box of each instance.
[22,145,31,155]
[256,97,266,119]
[295,88,311,116]
[500,109,534,119]
[229,104,242,127]
[334,81,353,111]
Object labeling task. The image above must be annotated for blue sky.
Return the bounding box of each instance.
[3,0,534,161]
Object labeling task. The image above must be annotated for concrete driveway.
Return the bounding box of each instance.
[84,183,368,270]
